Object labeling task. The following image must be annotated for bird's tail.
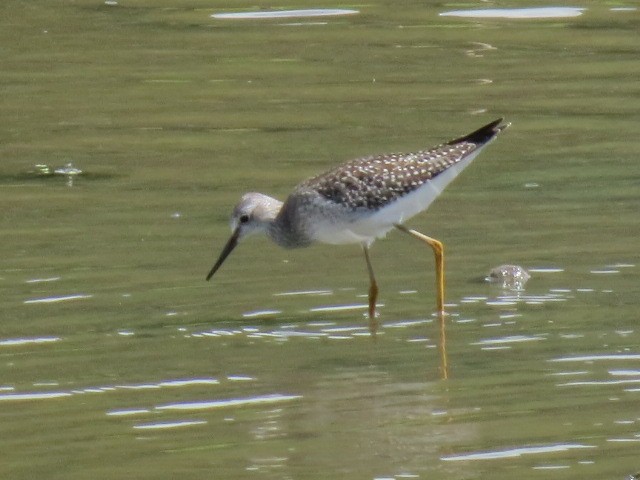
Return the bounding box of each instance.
[447,118,510,146]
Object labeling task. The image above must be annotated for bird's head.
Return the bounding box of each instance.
[206,193,282,280]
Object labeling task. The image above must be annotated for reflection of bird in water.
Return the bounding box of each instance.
[207,119,509,375]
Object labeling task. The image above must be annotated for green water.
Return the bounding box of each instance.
[2,1,639,478]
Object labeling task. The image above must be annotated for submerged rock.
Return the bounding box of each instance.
[23,162,83,186]
[485,264,530,290]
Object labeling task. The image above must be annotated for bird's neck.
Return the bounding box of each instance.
[266,196,313,249]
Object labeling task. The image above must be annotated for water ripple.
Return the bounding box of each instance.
[551,354,640,362]
[472,335,546,346]
[274,289,333,296]
[558,379,640,387]
[440,8,585,19]
[441,443,594,461]
[0,336,61,347]
[0,391,72,401]
[242,309,282,318]
[106,408,151,416]
[133,420,207,430]
[212,9,358,20]
[156,393,302,411]
[24,294,92,304]
[1,376,228,402]
[25,277,61,284]
[309,303,375,313]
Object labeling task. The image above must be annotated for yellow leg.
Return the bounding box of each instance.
[396,224,448,379]
[438,310,449,380]
[395,224,445,314]
[362,244,379,335]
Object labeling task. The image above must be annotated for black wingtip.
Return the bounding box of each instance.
[447,118,509,146]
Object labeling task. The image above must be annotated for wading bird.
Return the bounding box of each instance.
[207,119,509,333]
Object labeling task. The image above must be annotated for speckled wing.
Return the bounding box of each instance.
[279,118,508,245]
[300,118,506,213]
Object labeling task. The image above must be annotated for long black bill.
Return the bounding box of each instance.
[206,227,240,281]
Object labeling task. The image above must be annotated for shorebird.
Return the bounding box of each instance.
[207,118,509,325]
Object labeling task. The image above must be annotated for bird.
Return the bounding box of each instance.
[206,118,509,329]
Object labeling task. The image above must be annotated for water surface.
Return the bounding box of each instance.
[1,1,639,479]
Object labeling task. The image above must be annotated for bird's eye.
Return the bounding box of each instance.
[239,214,250,224]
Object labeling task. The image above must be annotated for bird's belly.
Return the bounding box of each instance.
[308,208,400,246]
[310,221,382,245]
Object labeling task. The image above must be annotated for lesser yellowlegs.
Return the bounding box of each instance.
[207,118,509,322]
